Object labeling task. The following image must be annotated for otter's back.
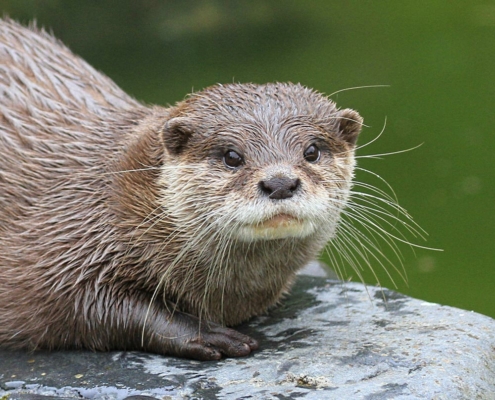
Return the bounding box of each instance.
[0,19,143,232]
[0,19,139,121]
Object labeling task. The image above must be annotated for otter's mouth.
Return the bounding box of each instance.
[256,213,300,229]
[236,213,315,241]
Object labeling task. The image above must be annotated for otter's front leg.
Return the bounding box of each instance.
[83,289,258,360]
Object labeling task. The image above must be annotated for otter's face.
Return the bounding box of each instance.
[159,83,362,245]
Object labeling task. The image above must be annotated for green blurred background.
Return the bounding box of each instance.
[1,1,493,317]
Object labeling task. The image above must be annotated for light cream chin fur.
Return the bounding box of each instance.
[236,219,317,241]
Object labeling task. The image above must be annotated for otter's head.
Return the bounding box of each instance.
[158,83,362,252]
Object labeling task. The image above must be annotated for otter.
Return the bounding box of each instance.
[0,19,362,360]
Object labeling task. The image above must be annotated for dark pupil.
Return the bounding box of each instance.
[224,150,242,168]
[304,145,320,162]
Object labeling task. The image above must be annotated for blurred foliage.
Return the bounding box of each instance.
[1,1,494,317]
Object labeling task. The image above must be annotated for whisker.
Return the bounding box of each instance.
[354,116,387,153]
[355,143,424,160]
[327,84,390,98]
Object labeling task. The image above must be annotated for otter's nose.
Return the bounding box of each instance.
[259,177,300,200]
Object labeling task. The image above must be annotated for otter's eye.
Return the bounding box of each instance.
[223,150,243,169]
[304,144,320,163]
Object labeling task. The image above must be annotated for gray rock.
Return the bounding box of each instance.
[1,276,494,400]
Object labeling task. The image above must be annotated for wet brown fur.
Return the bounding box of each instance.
[0,19,362,358]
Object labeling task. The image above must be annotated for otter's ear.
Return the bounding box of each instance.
[162,117,195,155]
[337,109,363,145]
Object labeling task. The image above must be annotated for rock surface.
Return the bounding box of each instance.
[1,275,495,400]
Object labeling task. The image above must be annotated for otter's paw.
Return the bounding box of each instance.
[179,324,259,361]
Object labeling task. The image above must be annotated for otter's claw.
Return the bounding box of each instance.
[180,324,259,361]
